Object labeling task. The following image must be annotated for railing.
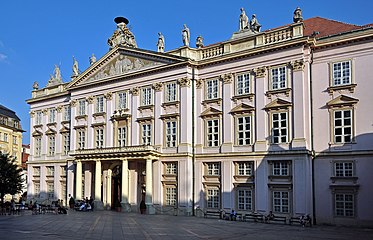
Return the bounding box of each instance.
[73,145,160,155]
[201,45,224,59]
[264,28,293,44]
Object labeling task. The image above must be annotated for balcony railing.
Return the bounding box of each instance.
[72,145,161,158]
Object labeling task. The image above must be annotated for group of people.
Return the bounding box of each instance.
[69,194,94,212]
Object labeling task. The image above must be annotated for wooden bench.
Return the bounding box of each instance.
[290,216,312,227]
[221,211,243,221]
[204,210,221,219]
[244,213,264,222]
[266,215,287,224]
[289,216,301,225]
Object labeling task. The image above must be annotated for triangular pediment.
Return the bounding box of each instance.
[327,95,358,108]
[230,103,255,114]
[32,130,43,137]
[66,46,187,89]
[45,128,57,135]
[59,125,70,133]
[200,107,222,118]
[264,98,292,110]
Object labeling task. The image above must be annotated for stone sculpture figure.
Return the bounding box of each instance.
[182,24,190,47]
[54,65,62,81]
[239,8,249,31]
[196,35,204,48]
[32,81,39,90]
[90,54,96,65]
[293,7,303,23]
[72,56,79,76]
[250,14,261,33]
[157,32,165,52]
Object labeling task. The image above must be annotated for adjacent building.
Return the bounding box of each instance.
[26,8,373,226]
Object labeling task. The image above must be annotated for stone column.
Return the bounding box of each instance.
[75,160,82,201]
[106,169,112,209]
[94,160,103,210]
[145,157,155,214]
[121,158,130,211]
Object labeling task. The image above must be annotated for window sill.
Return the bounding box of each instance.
[268,175,292,182]
[138,105,154,112]
[330,176,358,183]
[327,84,357,95]
[75,115,88,120]
[202,98,222,106]
[93,112,106,118]
[232,93,255,102]
[265,88,291,97]
[161,101,180,109]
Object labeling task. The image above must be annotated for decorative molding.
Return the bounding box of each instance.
[254,67,267,78]
[291,60,305,71]
[42,109,48,116]
[153,82,163,92]
[56,105,63,113]
[196,79,203,89]
[70,99,77,107]
[105,92,113,100]
[131,87,140,96]
[178,77,191,88]
[30,111,35,117]
[86,96,94,104]
[222,73,234,84]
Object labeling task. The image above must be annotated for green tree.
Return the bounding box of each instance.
[0,152,24,204]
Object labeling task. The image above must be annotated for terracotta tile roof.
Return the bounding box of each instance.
[303,17,364,38]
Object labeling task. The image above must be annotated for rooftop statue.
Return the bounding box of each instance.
[157,32,165,53]
[32,81,39,90]
[108,17,137,49]
[239,8,249,31]
[196,35,204,48]
[182,24,190,47]
[89,54,96,65]
[46,65,63,87]
[293,7,303,23]
[72,56,79,76]
[250,14,261,33]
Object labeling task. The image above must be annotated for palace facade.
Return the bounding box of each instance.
[26,8,373,226]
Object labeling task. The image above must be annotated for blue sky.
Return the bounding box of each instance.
[0,0,372,144]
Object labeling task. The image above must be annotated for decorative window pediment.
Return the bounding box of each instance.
[230,103,255,115]
[327,95,358,108]
[32,130,43,137]
[264,98,292,111]
[200,107,222,118]
[59,125,70,133]
[45,128,56,135]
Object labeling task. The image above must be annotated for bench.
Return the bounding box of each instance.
[290,216,312,227]
[266,215,287,224]
[204,210,221,219]
[221,211,243,221]
[244,213,264,222]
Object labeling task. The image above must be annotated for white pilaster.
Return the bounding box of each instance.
[75,160,82,200]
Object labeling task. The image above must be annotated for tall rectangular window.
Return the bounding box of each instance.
[117,92,127,109]
[118,126,127,147]
[95,128,104,148]
[46,166,55,176]
[141,123,152,145]
[49,109,56,123]
[34,137,41,156]
[237,116,251,145]
[141,87,152,106]
[207,188,220,209]
[34,182,40,198]
[333,61,351,86]
[47,182,54,199]
[334,162,353,177]
[272,112,288,143]
[63,106,71,121]
[36,111,42,125]
[165,121,177,147]
[237,189,252,211]
[206,79,219,100]
[236,73,250,95]
[272,161,290,176]
[335,193,354,217]
[63,133,70,155]
[207,119,219,147]
[96,96,104,113]
[78,99,86,116]
[207,162,220,176]
[273,191,289,213]
[13,136,17,144]
[77,129,86,149]
[48,135,55,156]
[165,162,177,175]
[165,82,177,102]
[271,66,286,90]
[334,109,352,143]
[165,186,177,206]
[237,162,253,176]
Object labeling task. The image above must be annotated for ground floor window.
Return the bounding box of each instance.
[165,186,177,206]
[272,190,290,213]
[47,182,54,199]
[237,189,253,211]
[335,193,354,217]
[34,182,40,198]
[207,188,220,209]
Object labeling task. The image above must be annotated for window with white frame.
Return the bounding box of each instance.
[335,193,354,217]
[48,135,55,156]
[236,73,250,95]
[34,182,40,198]
[95,128,104,148]
[271,112,288,143]
[77,129,86,149]
[237,189,253,211]
[207,188,220,209]
[60,166,66,176]
[13,136,17,144]
[165,186,177,206]
[236,116,251,145]
[96,96,104,113]
[272,161,290,176]
[49,108,56,123]
[332,61,351,86]
[206,119,219,147]
[46,166,55,176]
[206,79,219,100]
[63,133,70,155]
[36,111,42,125]
[78,99,86,116]
[207,162,220,176]
[47,182,54,199]
[118,126,127,147]
[141,87,153,106]
[165,162,177,175]
[165,82,177,102]
[333,109,352,143]
[236,162,253,176]
[117,91,127,109]
[33,167,40,176]
[165,120,177,148]
[63,106,71,121]
[3,133,8,142]
[334,162,354,177]
[273,191,289,213]
[141,123,152,145]
[34,137,41,157]
[271,66,287,90]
